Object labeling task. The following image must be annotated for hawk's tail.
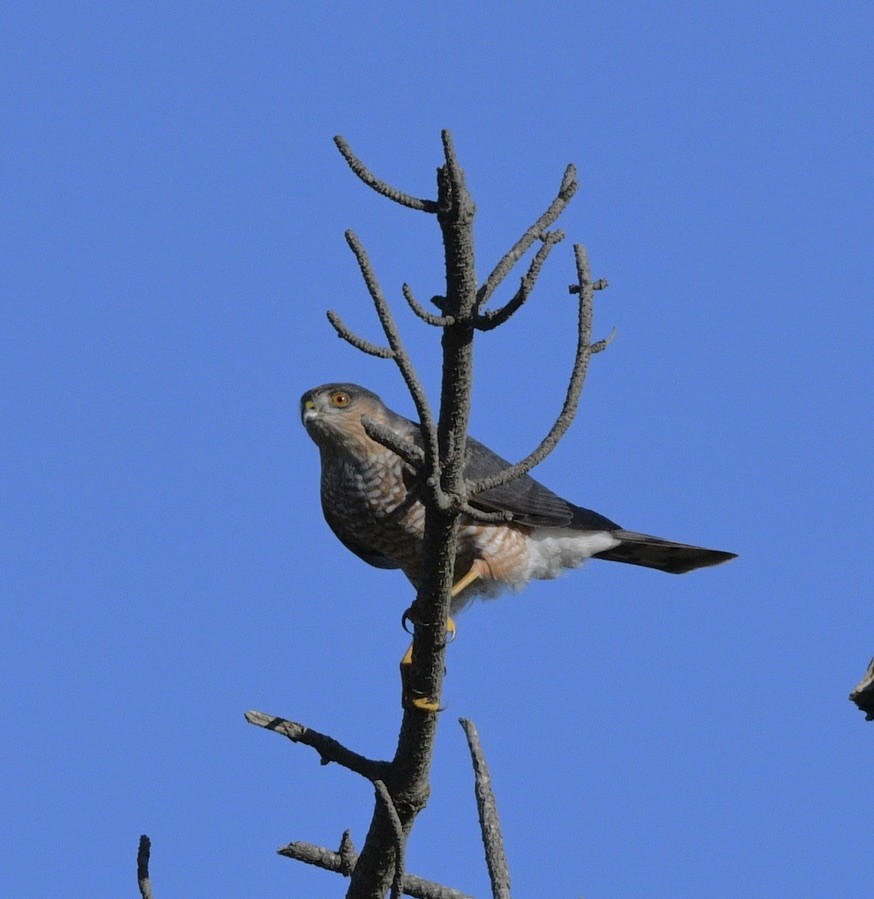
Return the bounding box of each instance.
[593,530,737,574]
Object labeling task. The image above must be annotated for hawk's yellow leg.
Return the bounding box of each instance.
[401,567,481,711]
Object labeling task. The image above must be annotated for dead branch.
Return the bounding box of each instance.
[278,833,473,899]
[361,417,425,469]
[137,835,154,899]
[475,229,565,330]
[459,719,510,899]
[428,130,479,497]
[374,780,407,899]
[340,830,357,874]
[245,710,390,781]
[850,656,874,720]
[402,283,455,326]
[458,503,513,525]
[343,229,440,474]
[334,136,439,213]
[569,277,609,293]
[477,163,578,310]
[327,309,396,359]
[468,243,611,498]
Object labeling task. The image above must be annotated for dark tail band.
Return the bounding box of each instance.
[594,530,737,574]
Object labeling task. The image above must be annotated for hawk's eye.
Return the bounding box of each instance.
[330,391,351,408]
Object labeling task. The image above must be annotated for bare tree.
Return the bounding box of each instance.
[243,131,611,898]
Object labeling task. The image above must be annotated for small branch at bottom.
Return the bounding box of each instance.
[459,718,511,899]
[279,835,473,899]
[374,780,407,899]
[245,710,390,781]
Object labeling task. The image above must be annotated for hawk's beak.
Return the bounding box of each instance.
[302,398,318,424]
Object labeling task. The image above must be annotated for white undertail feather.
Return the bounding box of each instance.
[523,529,621,581]
[454,527,621,608]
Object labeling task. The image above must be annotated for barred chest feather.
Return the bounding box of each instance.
[319,447,427,575]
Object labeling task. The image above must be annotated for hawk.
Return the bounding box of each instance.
[301,382,736,613]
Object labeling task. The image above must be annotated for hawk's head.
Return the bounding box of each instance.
[300,383,384,454]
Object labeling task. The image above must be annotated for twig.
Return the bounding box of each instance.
[468,243,609,498]
[439,130,465,204]
[245,710,390,781]
[362,417,425,469]
[459,503,513,524]
[475,230,564,330]
[459,720,510,899]
[137,835,154,899]
[278,836,473,899]
[345,230,440,473]
[374,781,407,899]
[403,284,455,326]
[589,327,617,355]
[327,310,396,359]
[334,135,438,213]
[280,838,354,873]
[850,656,874,720]
[339,830,357,875]
[569,277,609,293]
[477,164,578,310]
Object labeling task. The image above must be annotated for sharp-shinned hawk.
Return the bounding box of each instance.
[301,383,736,613]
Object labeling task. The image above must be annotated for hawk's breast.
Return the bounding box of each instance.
[320,447,427,577]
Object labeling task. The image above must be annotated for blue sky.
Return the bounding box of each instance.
[3,3,871,897]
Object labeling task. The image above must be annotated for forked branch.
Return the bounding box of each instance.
[477,163,578,310]
[475,229,565,330]
[468,243,613,498]
[278,832,473,899]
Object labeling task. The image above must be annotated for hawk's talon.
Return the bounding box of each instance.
[401,609,456,642]
[413,698,444,712]
[400,641,448,712]
[405,691,444,713]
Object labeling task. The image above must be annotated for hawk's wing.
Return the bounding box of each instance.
[463,435,621,531]
[394,412,620,531]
